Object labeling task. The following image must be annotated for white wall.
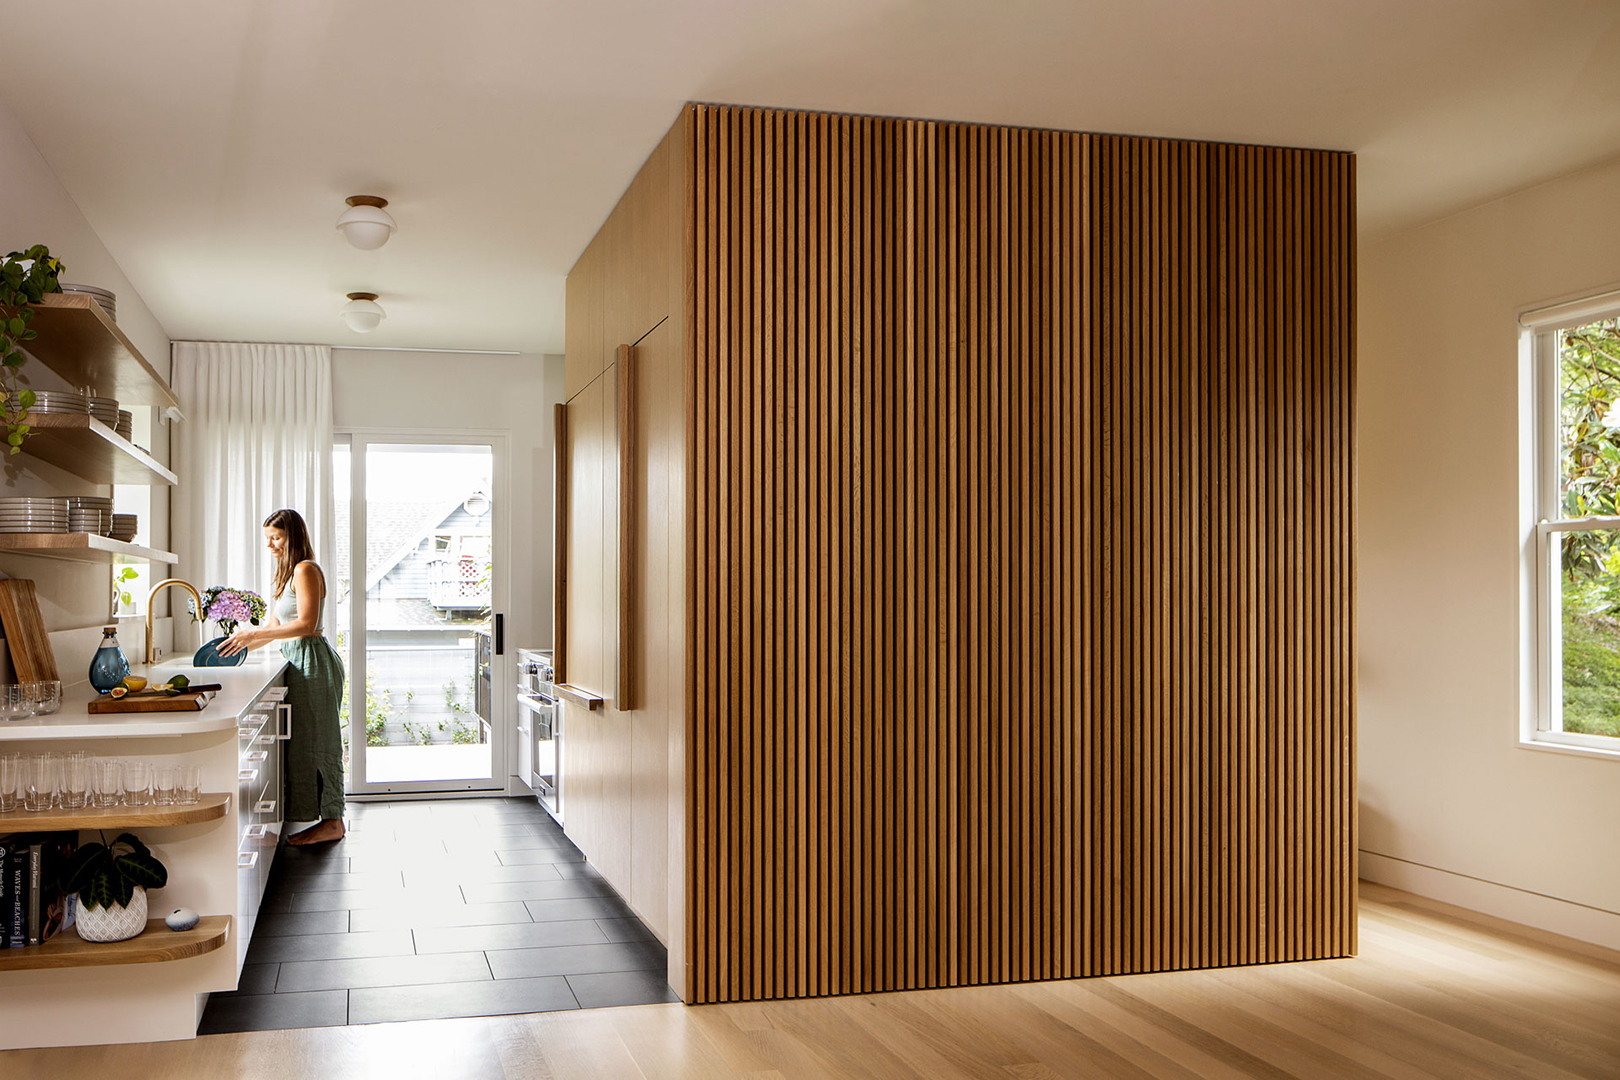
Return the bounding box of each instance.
[0,97,173,663]
[331,348,564,787]
[1359,155,1620,946]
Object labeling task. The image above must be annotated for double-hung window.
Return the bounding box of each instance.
[1530,292,1620,755]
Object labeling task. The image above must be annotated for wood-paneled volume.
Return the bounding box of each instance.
[683,105,1355,1002]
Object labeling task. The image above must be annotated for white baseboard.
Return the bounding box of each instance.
[1359,849,1620,951]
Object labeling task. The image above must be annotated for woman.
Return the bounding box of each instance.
[219,509,346,845]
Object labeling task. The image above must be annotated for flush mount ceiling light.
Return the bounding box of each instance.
[336,195,396,250]
[341,292,385,333]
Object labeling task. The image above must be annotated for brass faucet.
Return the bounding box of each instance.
[145,578,203,665]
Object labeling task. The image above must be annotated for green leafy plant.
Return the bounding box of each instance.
[112,566,140,614]
[0,245,65,454]
[61,832,168,911]
[450,717,478,745]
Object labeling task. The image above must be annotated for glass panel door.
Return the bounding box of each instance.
[337,434,506,795]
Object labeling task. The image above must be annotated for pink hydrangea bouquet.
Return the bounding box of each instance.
[193,586,267,636]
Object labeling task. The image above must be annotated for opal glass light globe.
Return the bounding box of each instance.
[336,196,396,251]
[341,293,385,333]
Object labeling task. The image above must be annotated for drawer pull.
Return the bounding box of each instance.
[255,799,277,815]
[238,768,258,783]
[237,852,259,869]
[262,686,289,702]
[244,824,267,840]
[238,726,255,738]
[243,750,268,763]
[254,734,274,746]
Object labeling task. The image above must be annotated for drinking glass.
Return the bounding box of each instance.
[122,759,152,807]
[152,765,176,806]
[0,752,19,812]
[90,758,122,808]
[60,751,89,809]
[0,684,32,721]
[176,764,202,805]
[24,753,55,811]
[24,680,61,716]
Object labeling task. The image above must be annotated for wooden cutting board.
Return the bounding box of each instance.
[0,579,59,683]
[88,691,217,714]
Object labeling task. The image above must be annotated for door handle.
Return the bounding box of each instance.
[495,613,504,656]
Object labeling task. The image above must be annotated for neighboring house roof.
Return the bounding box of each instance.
[366,596,477,631]
[333,490,491,593]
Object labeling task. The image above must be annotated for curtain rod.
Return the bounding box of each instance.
[173,339,524,356]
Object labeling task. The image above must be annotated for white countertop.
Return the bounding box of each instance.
[0,656,289,740]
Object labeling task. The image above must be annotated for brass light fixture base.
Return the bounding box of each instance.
[346,292,379,302]
[345,195,389,209]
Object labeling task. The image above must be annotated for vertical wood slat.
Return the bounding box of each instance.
[684,104,1355,1004]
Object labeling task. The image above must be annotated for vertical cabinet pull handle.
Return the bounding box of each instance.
[277,702,293,741]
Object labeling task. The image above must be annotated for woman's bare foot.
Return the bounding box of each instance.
[286,818,346,845]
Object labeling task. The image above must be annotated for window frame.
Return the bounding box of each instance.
[1528,296,1620,758]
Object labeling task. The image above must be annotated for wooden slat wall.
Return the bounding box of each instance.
[685,103,1356,1003]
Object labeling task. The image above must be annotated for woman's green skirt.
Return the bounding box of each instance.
[281,635,346,822]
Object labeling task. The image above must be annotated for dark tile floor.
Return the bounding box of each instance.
[199,797,676,1034]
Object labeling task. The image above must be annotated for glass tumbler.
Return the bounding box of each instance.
[0,752,19,812]
[24,680,61,716]
[0,684,32,721]
[91,758,122,808]
[60,751,89,809]
[176,764,202,805]
[122,759,152,807]
[24,753,55,812]
[152,765,176,806]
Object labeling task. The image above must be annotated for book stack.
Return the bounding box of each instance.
[0,833,77,948]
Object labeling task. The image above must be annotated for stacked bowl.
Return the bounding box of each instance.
[29,390,89,417]
[110,513,138,542]
[59,283,116,323]
[67,496,113,536]
[0,496,68,534]
[115,410,133,440]
[88,397,120,428]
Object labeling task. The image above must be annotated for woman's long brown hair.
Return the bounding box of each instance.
[263,508,315,599]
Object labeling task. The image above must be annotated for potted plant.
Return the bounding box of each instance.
[61,833,168,943]
[0,245,65,455]
[191,585,267,666]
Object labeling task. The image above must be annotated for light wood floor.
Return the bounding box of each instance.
[7,882,1618,1079]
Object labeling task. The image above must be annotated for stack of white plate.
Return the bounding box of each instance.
[66,495,113,536]
[29,390,89,416]
[59,283,116,322]
[87,396,120,427]
[110,513,138,542]
[115,410,133,440]
[0,497,68,534]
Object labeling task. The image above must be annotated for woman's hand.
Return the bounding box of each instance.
[217,629,260,658]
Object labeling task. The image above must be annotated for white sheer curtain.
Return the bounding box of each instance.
[172,342,334,628]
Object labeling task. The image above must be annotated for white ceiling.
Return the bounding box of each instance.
[2,0,1618,354]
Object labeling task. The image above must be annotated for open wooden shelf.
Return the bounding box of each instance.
[0,532,177,565]
[0,915,229,971]
[0,793,229,834]
[23,294,180,408]
[22,413,176,486]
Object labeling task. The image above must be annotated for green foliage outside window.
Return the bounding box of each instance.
[1555,319,1620,737]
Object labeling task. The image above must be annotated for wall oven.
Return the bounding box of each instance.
[516,649,559,819]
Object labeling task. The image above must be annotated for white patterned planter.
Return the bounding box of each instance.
[75,885,147,942]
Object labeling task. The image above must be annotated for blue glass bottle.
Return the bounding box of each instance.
[89,625,130,693]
